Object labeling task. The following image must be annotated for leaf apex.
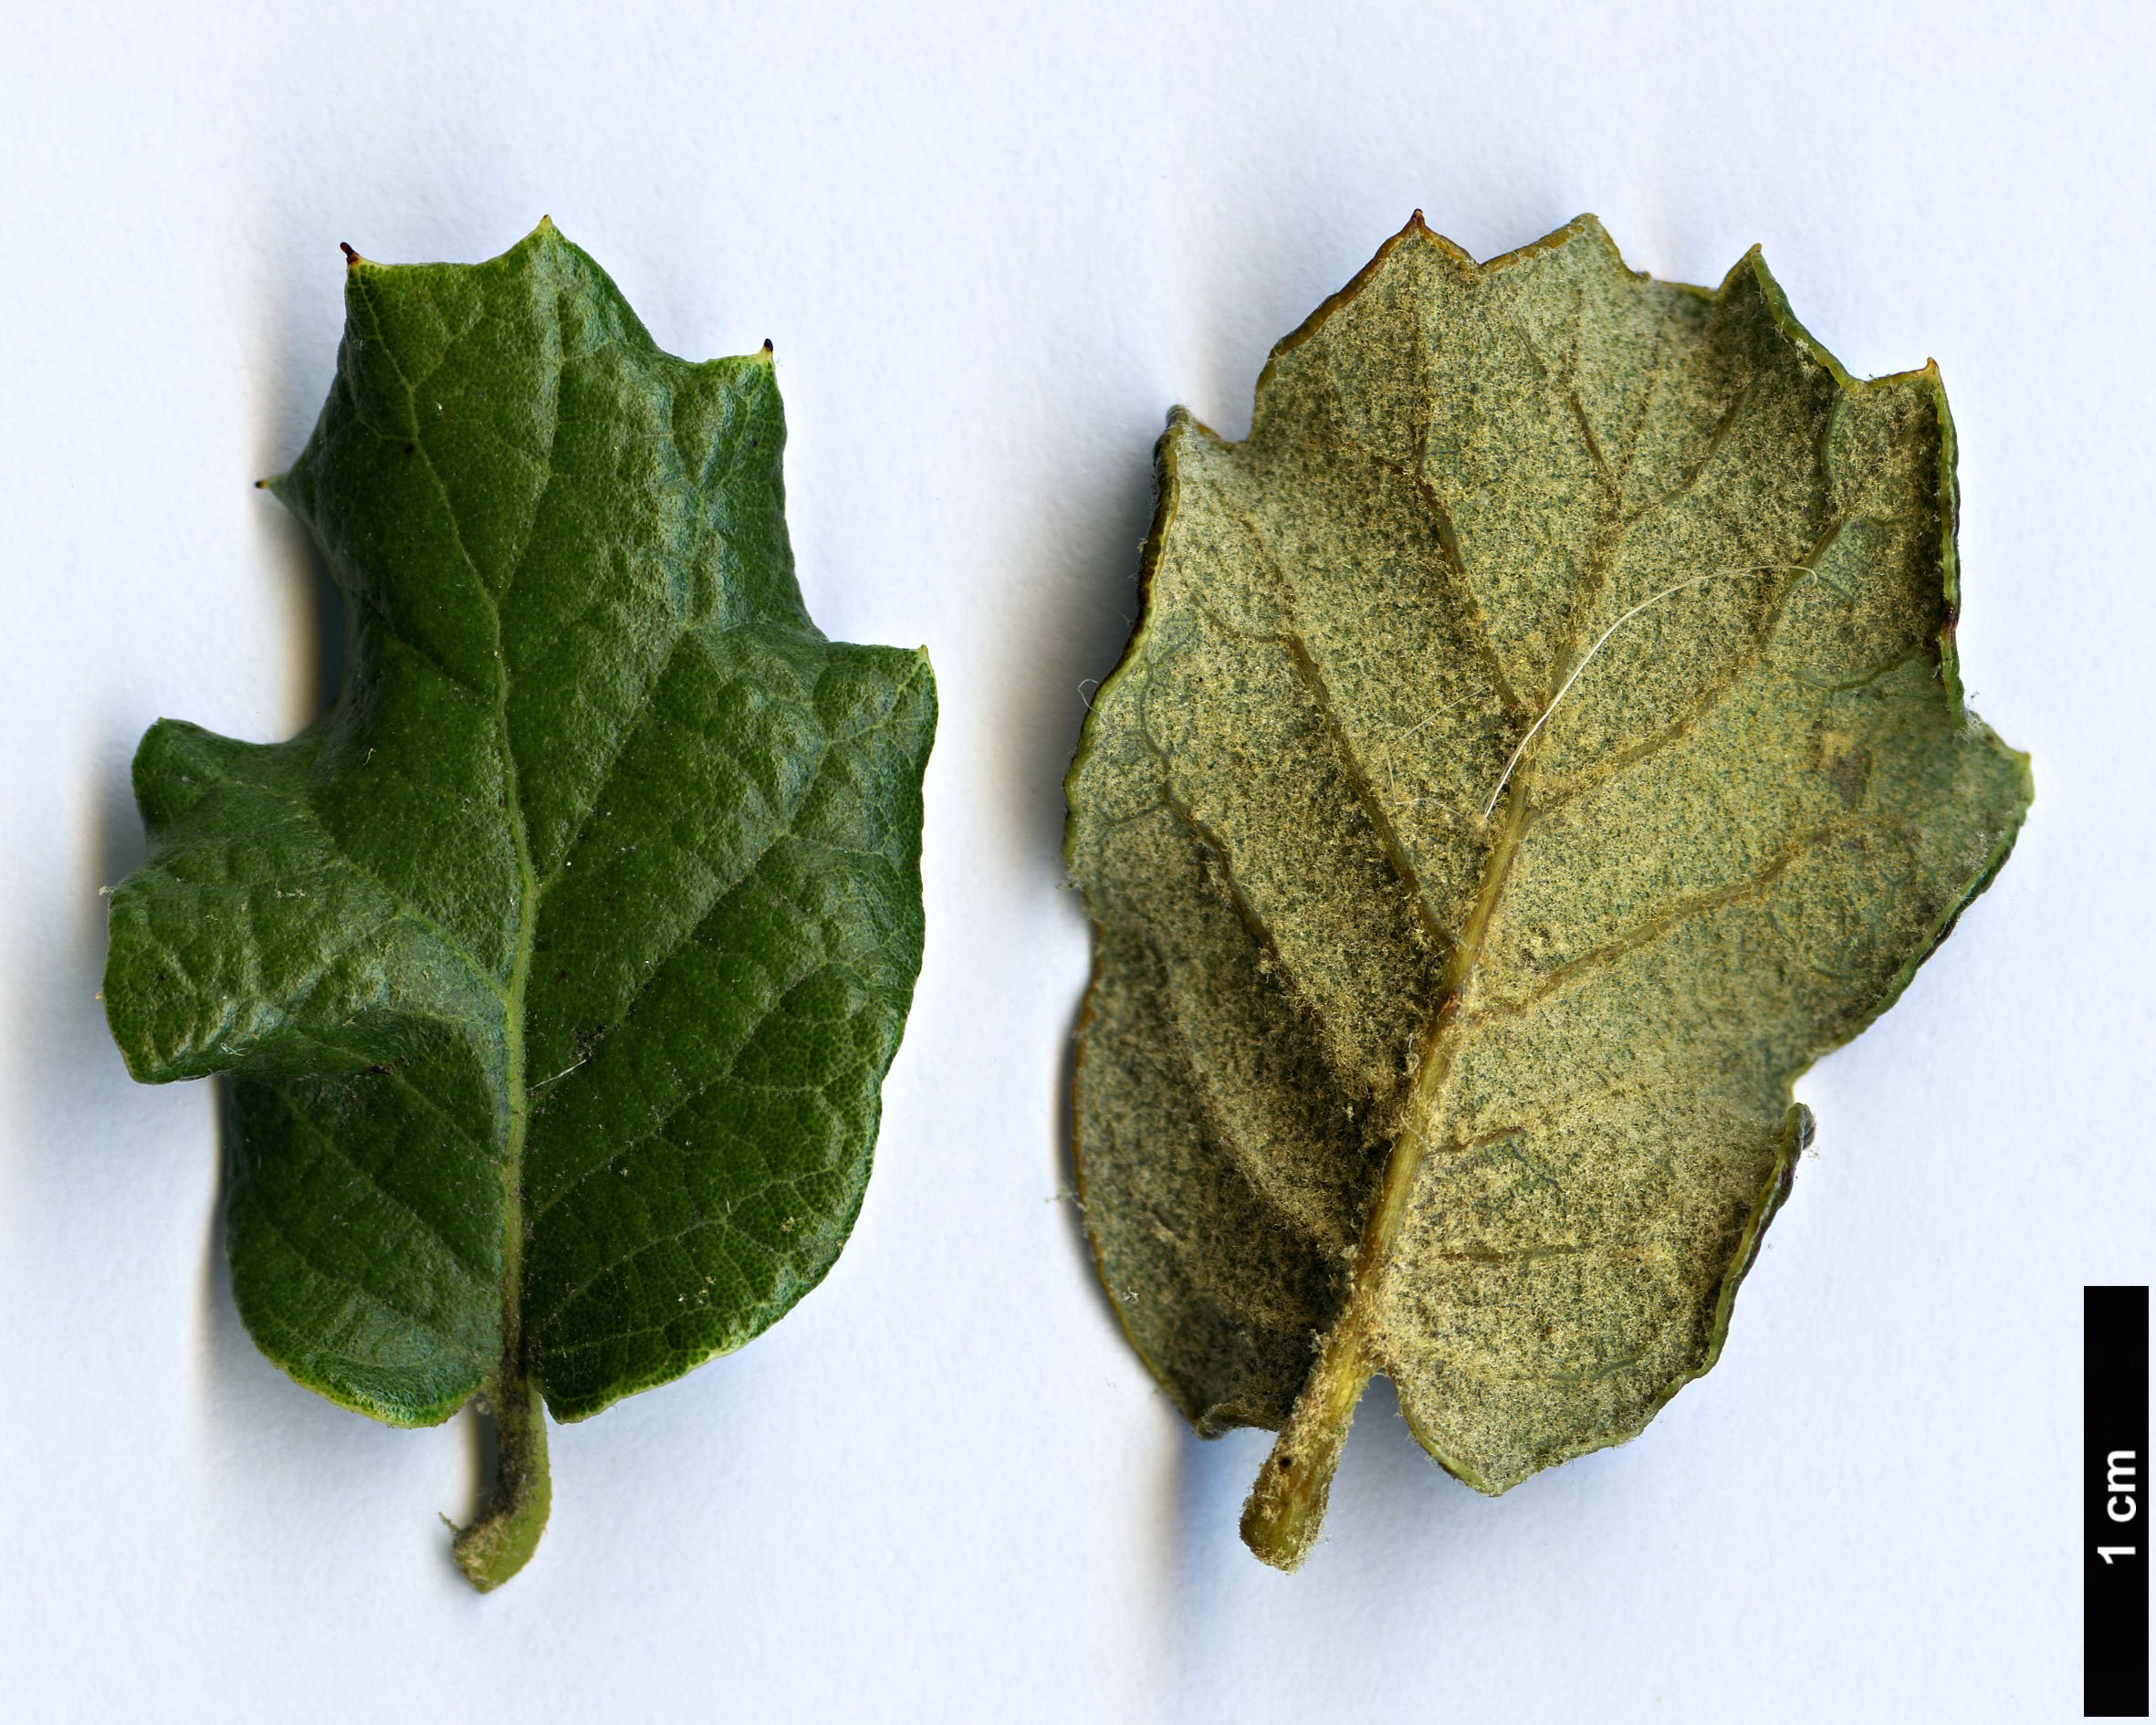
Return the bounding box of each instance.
[517,215,571,259]
[1387,208,1463,262]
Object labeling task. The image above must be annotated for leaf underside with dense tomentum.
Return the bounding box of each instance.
[104,223,935,1588]
[1064,213,2029,1569]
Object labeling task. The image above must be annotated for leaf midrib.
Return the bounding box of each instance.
[356,262,551,1398]
[1214,274,1795,1533]
[453,455,539,1403]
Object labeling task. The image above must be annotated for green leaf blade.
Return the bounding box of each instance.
[226,1061,500,1426]
[522,633,934,1420]
[103,222,934,1584]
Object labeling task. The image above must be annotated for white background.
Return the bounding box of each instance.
[1,3,2148,1719]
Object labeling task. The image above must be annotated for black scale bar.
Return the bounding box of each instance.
[2088,1285,2149,1717]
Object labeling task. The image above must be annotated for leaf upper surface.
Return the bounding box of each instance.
[1064,214,2028,1566]
[104,224,934,1583]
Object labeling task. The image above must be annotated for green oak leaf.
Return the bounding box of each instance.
[1064,214,2029,1570]
[104,223,935,1591]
